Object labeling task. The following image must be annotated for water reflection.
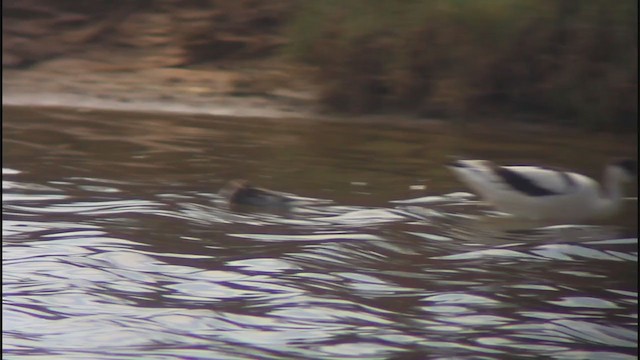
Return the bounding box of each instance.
[3,106,638,359]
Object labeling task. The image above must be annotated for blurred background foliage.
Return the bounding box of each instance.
[285,0,637,128]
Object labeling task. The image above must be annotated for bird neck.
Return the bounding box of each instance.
[596,167,625,216]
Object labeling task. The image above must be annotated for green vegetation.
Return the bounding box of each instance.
[285,0,637,129]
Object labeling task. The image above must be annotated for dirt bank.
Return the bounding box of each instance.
[3,59,320,118]
[2,0,320,118]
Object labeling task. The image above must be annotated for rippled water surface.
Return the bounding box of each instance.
[3,106,638,359]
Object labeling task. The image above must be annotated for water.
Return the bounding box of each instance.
[3,105,638,359]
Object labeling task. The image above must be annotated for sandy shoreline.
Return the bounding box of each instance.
[5,64,635,135]
[2,61,321,119]
[2,66,447,126]
[2,90,316,119]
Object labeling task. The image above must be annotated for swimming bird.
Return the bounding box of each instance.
[217,179,332,209]
[218,179,294,208]
[447,159,636,221]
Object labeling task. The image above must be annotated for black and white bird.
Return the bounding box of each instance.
[447,159,636,221]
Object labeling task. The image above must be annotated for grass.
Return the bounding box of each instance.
[284,0,638,130]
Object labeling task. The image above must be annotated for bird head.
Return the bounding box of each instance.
[610,159,637,182]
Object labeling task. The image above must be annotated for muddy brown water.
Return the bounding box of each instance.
[3,105,638,359]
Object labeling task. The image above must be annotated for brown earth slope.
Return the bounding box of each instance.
[2,0,318,117]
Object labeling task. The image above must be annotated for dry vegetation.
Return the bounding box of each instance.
[2,0,294,68]
[286,0,637,129]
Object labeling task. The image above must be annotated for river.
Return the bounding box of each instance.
[3,105,637,359]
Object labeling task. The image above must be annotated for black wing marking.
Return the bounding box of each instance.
[492,165,561,197]
[555,168,578,189]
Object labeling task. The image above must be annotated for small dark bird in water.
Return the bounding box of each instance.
[218,179,295,208]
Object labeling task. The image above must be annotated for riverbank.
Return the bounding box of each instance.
[3,1,637,130]
[2,58,321,119]
[3,61,634,138]
[2,0,318,119]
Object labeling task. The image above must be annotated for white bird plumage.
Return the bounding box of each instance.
[447,159,636,221]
